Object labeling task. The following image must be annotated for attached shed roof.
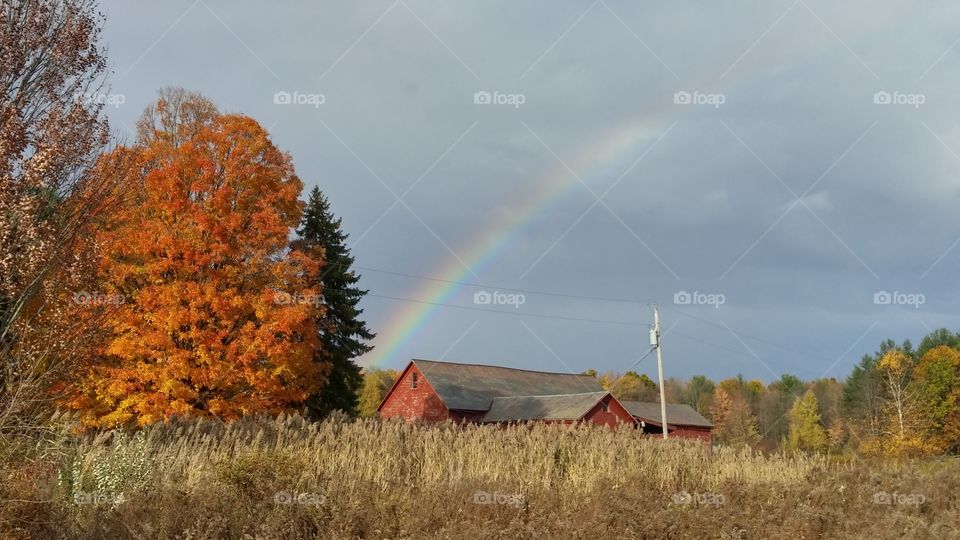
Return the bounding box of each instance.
[481,392,610,422]
[412,359,602,411]
[620,401,713,428]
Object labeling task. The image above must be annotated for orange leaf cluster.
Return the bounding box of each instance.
[66,94,327,427]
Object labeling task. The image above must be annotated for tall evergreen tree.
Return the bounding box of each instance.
[684,375,715,417]
[842,341,900,440]
[294,187,375,417]
[916,328,960,359]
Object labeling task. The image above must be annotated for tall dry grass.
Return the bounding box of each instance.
[1,414,957,539]
[112,415,824,493]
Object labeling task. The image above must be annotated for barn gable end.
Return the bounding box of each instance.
[377,362,450,422]
[582,393,635,427]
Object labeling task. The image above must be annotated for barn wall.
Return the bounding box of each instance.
[634,418,713,444]
[670,426,713,444]
[378,364,450,422]
[583,395,635,427]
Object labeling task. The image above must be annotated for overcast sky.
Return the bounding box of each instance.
[98,0,960,383]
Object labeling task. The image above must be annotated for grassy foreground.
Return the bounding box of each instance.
[0,415,956,539]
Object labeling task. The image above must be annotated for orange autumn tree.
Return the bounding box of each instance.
[67,89,329,426]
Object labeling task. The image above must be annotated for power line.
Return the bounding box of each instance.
[349,263,645,305]
[323,286,641,326]
[668,330,767,361]
[605,345,658,393]
[623,346,658,373]
[324,285,818,374]
[356,265,839,363]
[667,330,822,375]
[320,261,843,367]
[658,304,837,364]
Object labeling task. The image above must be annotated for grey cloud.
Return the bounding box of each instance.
[99,0,960,381]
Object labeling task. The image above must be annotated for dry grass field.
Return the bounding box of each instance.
[1,415,957,539]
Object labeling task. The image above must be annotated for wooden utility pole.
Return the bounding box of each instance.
[653,305,668,439]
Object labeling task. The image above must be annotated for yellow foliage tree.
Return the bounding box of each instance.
[787,390,828,454]
[358,369,399,417]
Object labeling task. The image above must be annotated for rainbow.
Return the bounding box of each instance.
[363,113,676,368]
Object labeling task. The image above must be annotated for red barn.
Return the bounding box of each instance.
[378,359,635,427]
[621,401,714,444]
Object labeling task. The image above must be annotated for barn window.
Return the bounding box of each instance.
[412,372,418,388]
[602,400,609,413]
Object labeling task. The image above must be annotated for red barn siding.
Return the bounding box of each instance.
[670,426,713,444]
[636,419,713,444]
[583,395,635,427]
[378,364,450,422]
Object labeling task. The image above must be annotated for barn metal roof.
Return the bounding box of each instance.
[480,392,610,422]
[620,401,713,428]
[412,359,602,411]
